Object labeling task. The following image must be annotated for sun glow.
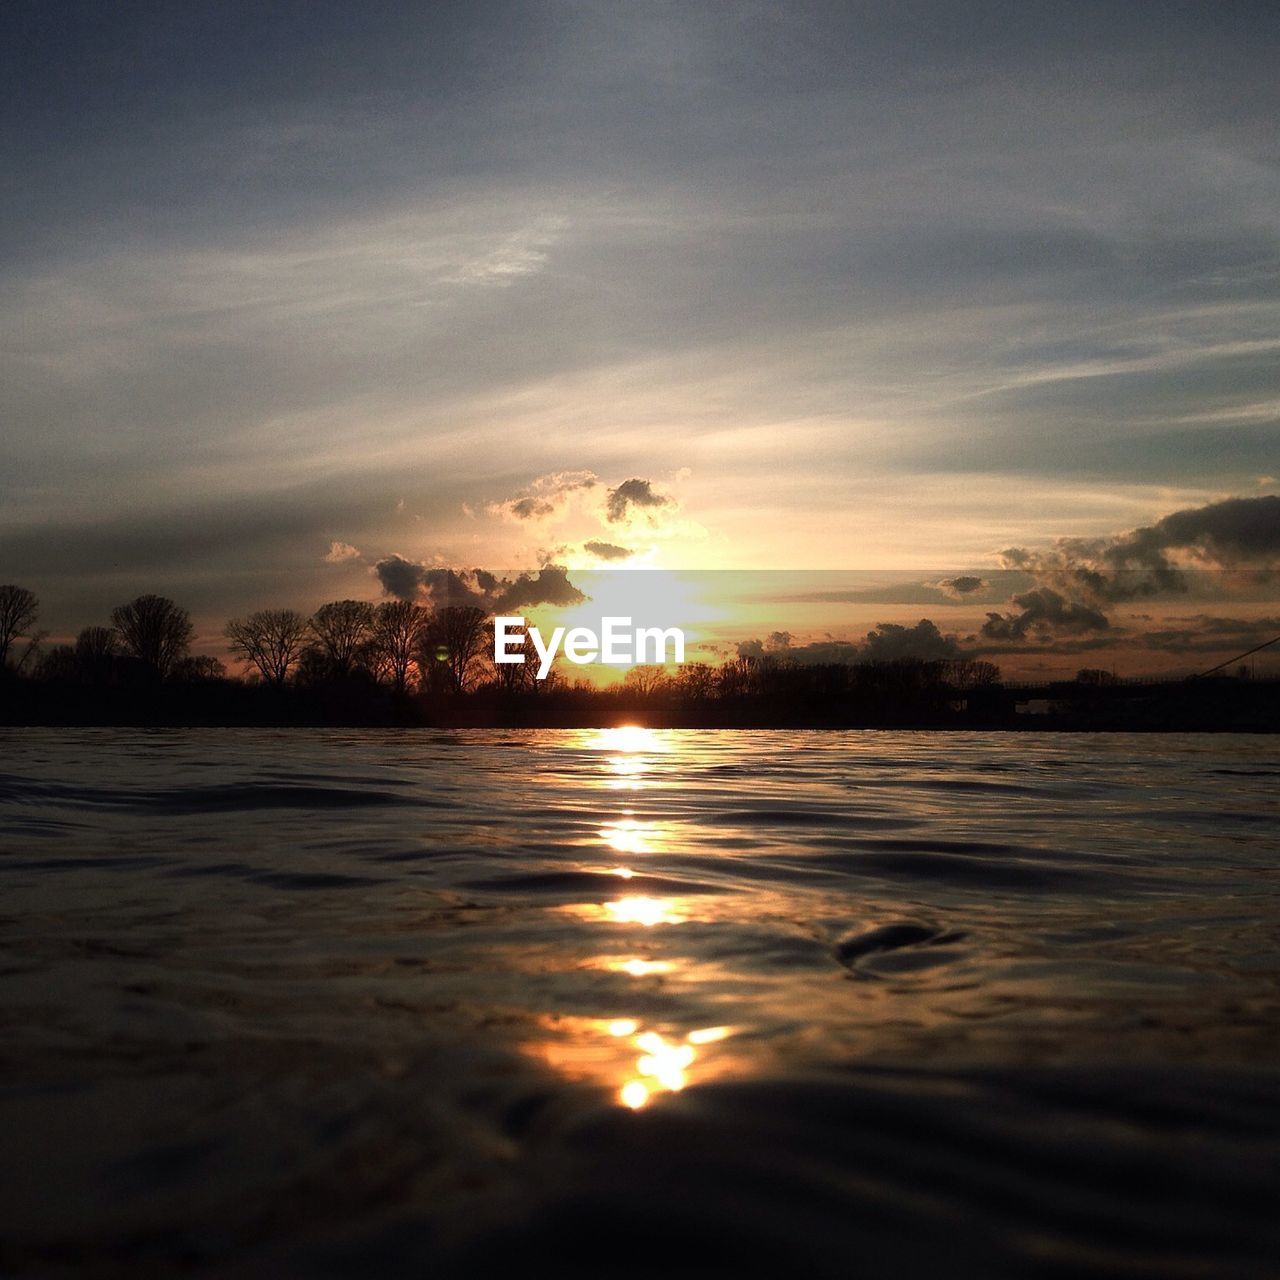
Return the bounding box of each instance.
[593,724,665,754]
[603,895,684,927]
[521,1014,738,1111]
[550,571,722,676]
[600,816,660,855]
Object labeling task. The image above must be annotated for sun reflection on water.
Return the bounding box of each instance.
[603,895,686,926]
[596,956,676,977]
[581,725,667,790]
[599,816,661,855]
[529,727,745,1109]
[593,725,665,755]
[528,1014,739,1111]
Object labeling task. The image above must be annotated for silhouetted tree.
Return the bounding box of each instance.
[34,644,78,683]
[226,609,309,688]
[173,654,227,681]
[111,594,193,680]
[937,658,1001,689]
[1076,668,1117,686]
[419,605,488,694]
[293,643,333,689]
[309,600,374,679]
[623,664,669,696]
[0,584,39,669]
[369,600,429,694]
[491,622,539,694]
[672,662,716,699]
[75,626,118,685]
[716,657,757,698]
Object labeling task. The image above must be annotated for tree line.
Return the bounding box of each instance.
[0,585,503,695]
[6,582,1277,729]
[1,583,1008,701]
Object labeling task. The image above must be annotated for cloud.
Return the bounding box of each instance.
[492,566,585,611]
[737,631,796,660]
[981,587,1111,641]
[323,540,362,563]
[737,619,958,665]
[583,539,633,561]
[936,575,987,599]
[439,220,563,288]
[861,619,959,663]
[509,497,556,520]
[373,557,585,611]
[605,478,671,523]
[495,471,599,522]
[1145,494,1280,563]
[1001,494,1280,605]
[373,554,429,601]
[8,5,1280,639]
[1142,614,1280,654]
[984,494,1280,643]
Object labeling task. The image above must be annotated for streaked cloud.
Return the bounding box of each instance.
[1,1,1277,652]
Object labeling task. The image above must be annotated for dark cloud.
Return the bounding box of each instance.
[373,558,585,611]
[1146,495,1280,564]
[499,472,598,522]
[1142,614,1280,654]
[969,634,1119,658]
[373,554,427,601]
[775,574,1026,607]
[492,566,585,611]
[985,495,1280,643]
[738,619,958,665]
[509,497,556,520]
[583,540,633,561]
[862,619,959,663]
[1002,494,1280,605]
[605,478,670,524]
[981,588,1111,641]
[937,575,988,599]
[738,635,859,664]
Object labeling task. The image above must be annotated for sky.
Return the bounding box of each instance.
[2,1,1278,674]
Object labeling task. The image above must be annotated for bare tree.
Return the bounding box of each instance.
[370,600,429,694]
[173,654,226,681]
[419,605,489,694]
[672,661,715,699]
[491,623,539,694]
[937,658,1001,689]
[35,645,78,682]
[226,609,309,688]
[623,664,669,697]
[111,594,194,680]
[0,584,39,668]
[75,626,118,685]
[309,600,374,679]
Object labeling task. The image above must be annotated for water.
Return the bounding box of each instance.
[1,728,1278,1277]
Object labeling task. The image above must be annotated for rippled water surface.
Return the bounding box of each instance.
[2,728,1278,1277]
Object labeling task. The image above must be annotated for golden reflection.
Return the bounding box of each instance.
[620,1080,650,1110]
[579,725,667,791]
[593,725,665,755]
[527,1014,739,1111]
[687,1025,733,1045]
[558,895,688,927]
[602,896,685,926]
[598,956,676,977]
[599,816,662,855]
[605,756,647,787]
